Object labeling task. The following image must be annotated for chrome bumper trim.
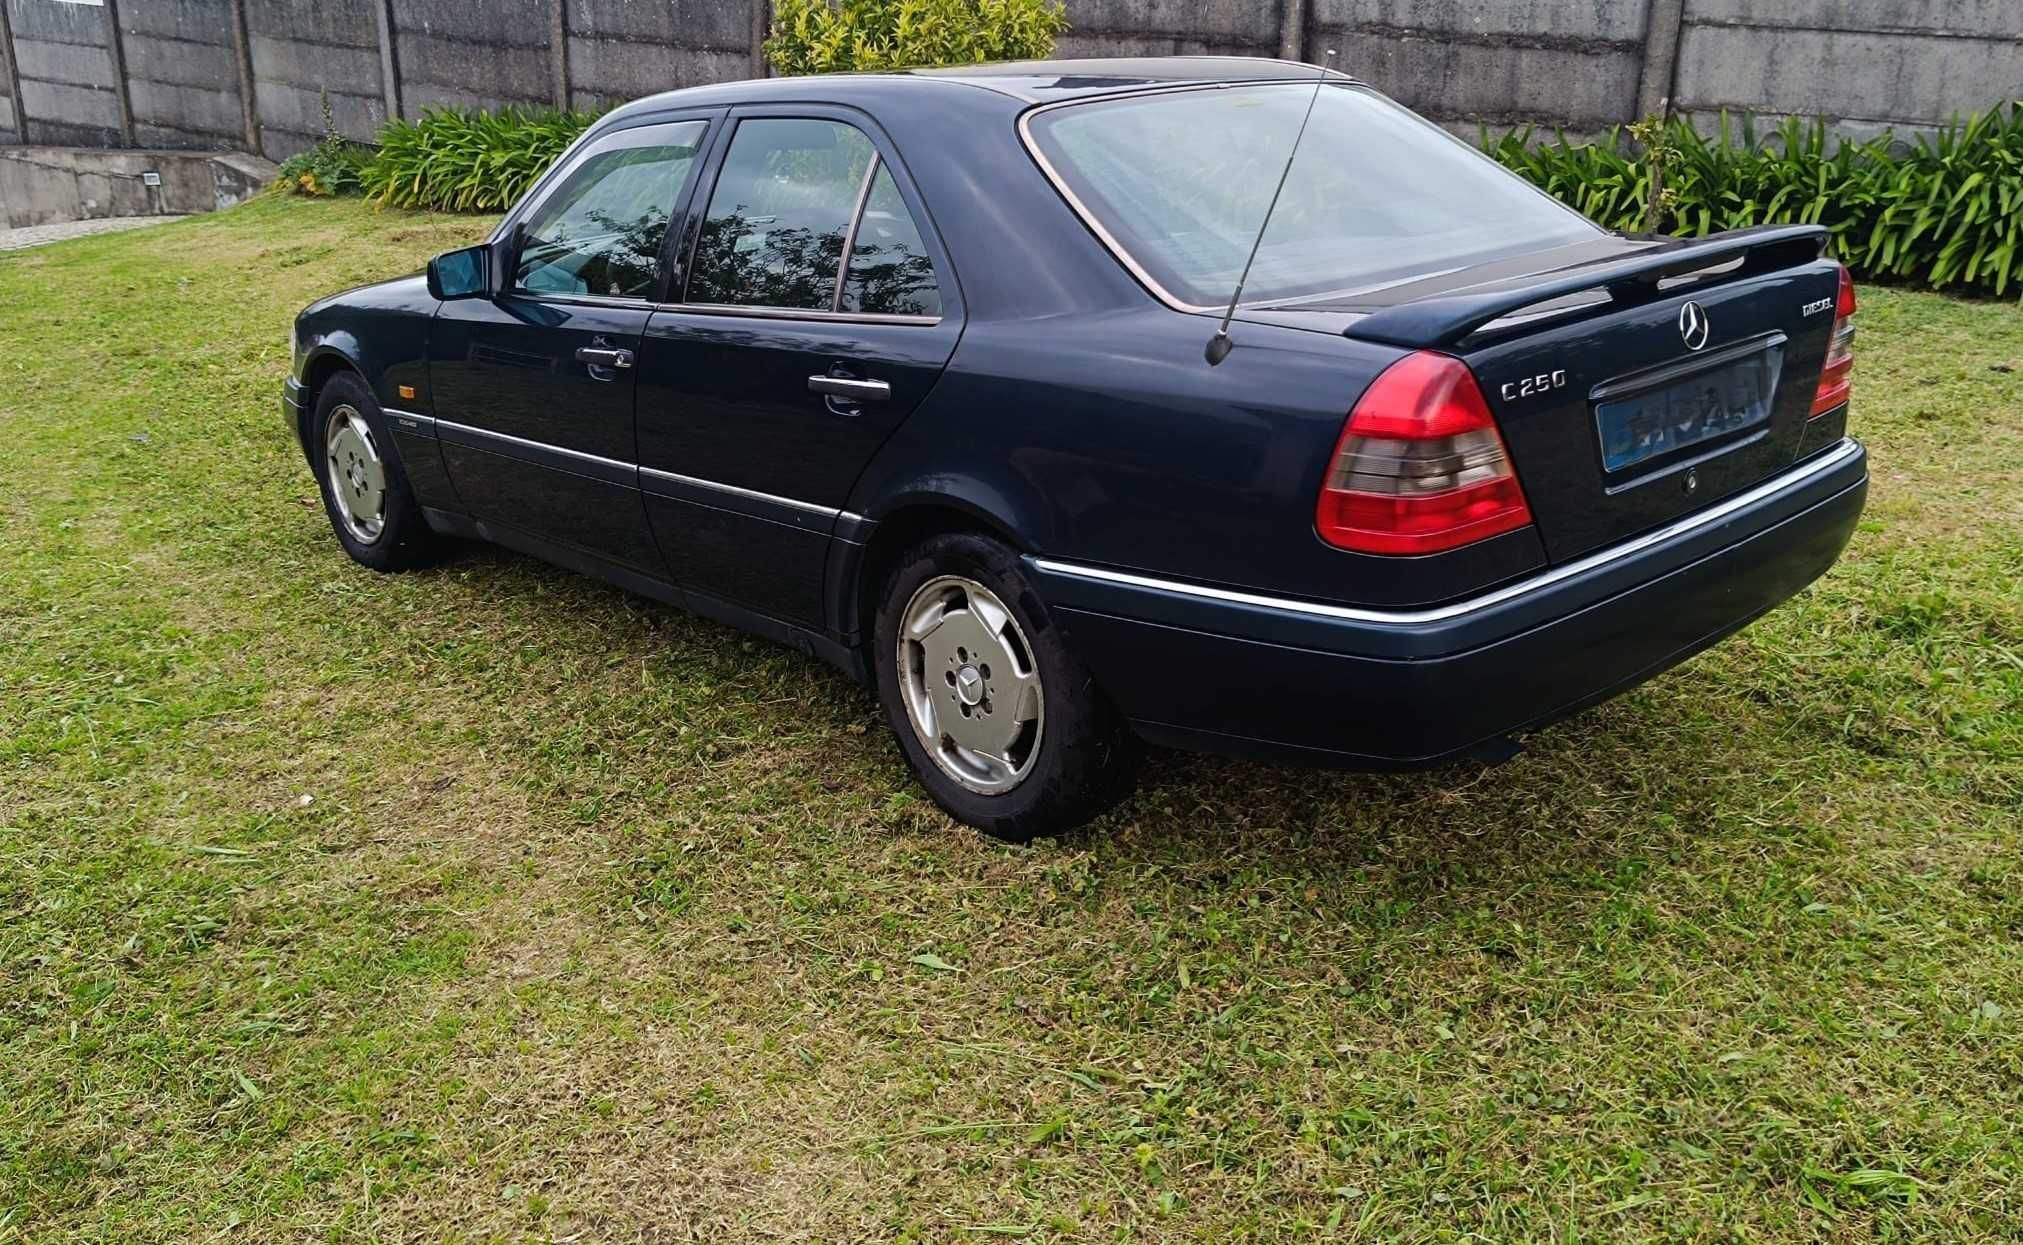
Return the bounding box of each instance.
[1033,437,1864,627]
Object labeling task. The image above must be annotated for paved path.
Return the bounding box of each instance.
[0,215,186,253]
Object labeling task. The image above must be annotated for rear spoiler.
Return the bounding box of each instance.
[1343,224,1830,350]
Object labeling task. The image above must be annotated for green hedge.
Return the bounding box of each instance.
[1487,105,2023,298]
[764,0,1066,75]
[357,106,600,212]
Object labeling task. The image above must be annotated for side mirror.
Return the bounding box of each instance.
[426,245,489,301]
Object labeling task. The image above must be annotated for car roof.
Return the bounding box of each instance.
[600,56,1357,124]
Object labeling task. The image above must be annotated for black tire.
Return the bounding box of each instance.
[873,531,1134,841]
[309,372,439,572]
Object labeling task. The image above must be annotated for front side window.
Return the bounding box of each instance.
[1027,84,1603,308]
[514,120,708,299]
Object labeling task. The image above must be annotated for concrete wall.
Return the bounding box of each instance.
[117,0,248,148]
[0,143,269,226]
[1672,0,2023,143]
[6,0,125,147]
[1055,0,1281,59]
[245,0,387,160]
[1308,0,1651,139]
[567,0,756,112]
[0,0,2017,157]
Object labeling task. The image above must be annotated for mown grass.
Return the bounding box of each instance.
[1,195,2018,1242]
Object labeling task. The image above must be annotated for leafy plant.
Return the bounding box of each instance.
[273,92,372,198]
[359,106,599,213]
[1486,103,2023,298]
[765,0,1067,75]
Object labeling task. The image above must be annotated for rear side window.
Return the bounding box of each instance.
[686,117,943,317]
[514,121,708,299]
[841,165,940,317]
[1026,84,1602,308]
[686,118,874,310]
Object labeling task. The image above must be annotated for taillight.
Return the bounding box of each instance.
[1810,265,1856,417]
[1316,351,1533,555]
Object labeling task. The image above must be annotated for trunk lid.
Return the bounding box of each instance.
[1327,226,1845,562]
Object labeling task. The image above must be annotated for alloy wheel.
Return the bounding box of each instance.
[896,575,1045,794]
[324,404,387,545]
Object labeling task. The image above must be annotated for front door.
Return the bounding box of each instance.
[635,109,962,624]
[430,116,716,574]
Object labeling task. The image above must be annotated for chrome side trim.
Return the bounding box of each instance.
[651,301,940,327]
[1032,438,1863,627]
[435,418,635,480]
[640,465,839,518]
[424,420,854,525]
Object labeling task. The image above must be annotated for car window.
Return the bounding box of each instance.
[1027,84,1602,308]
[840,164,940,317]
[686,118,876,311]
[514,121,707,300]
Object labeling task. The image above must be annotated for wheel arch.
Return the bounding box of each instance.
[839,495,1031,658]
[294,346,369,458]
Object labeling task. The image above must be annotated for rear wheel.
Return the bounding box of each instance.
[874,531,1132,840]
[310,372,438,572]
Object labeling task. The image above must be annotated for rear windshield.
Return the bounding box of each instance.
[1026,83,1602,308]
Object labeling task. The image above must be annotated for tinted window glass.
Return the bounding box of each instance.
[1029,85,1601,307]
[840,165,940,317]
[515,121,706,299]
[687,118,875,310]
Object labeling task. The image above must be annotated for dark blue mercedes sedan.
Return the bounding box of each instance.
[284,57,1868,839]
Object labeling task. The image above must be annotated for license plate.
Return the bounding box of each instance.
[1595,349,1783,474]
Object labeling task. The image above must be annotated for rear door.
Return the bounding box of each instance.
[429,115,716,574]
[635,106,961,625]
[1463,259,1844,562]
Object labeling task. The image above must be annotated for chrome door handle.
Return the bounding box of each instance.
[575,346,634,369]
[807,374,890,402]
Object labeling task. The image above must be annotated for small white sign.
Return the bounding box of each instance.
[142,171,162,186]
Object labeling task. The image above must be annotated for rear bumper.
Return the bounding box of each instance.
[1029,437,1868,766]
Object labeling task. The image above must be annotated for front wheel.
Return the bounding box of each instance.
[310,372,438,572]
[873,532,1133,841]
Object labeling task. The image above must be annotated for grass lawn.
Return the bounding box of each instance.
[1,195,2019,1243]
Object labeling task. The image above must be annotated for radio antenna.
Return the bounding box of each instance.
[1205,50,1336,366]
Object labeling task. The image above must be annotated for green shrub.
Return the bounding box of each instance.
[360,105,599,213]
[272,94,372,197]
[1487,104,2023,298]
[765,0,1067,75]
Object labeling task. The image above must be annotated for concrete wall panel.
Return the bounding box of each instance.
[572,0,749,46]
[565,0,751,108]
[1674,18,2023,133]
[1686,0,2023,40]
[395,0,555,112]
[1314,0,1649,43]
[13,37,111,87]
[1310,0,1646,128]
[1059,0,1281,54]
[245,0,379,48]
[17,78,119,145]
[242,0,384,157]
[568,39,747,109]
[1326,31,1640,128]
